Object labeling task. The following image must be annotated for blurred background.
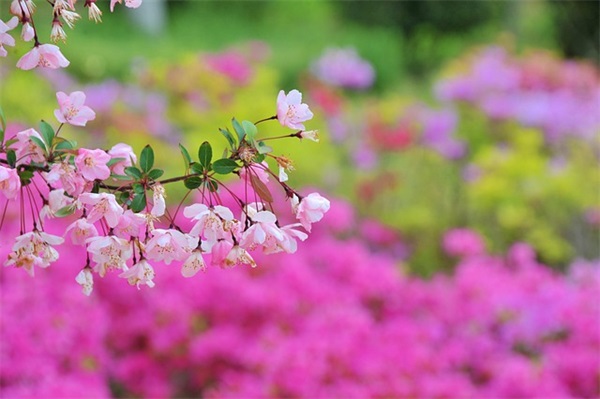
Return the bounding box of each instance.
[1,0,599,398]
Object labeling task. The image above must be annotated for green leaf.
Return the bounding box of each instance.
[54,139,76,151]
[198,141,212,169]
[106,157,125,167]
[39,121,55,148]
[206,179,219,192]
[29,135,47,153]
[256,141,273,155]
[117,191,131,205]
[250,174,273,203]
[219,128,236,150]
[19,170,34,186]
[124,166,142,179]
[0,106,6,135]
[184,176,203,190]
[54,205,76,218]
[232,118,246,142]
[132,182,145,194]
[242,120,258,141]
[6,150,16,167]
[254,153,266,163]
[190,162,204,175]
[140,145,154,173]
[212,158,238,175]
[179,143,192,168]
[147,169,164,180]
[111,174,131,181]
[130,193,147,213]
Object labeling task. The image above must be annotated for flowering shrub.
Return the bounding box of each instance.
[1,198,598,398]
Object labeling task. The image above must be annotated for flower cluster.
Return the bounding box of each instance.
[0,198,597,398]
[1,84,329,293]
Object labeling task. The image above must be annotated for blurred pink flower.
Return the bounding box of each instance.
[443,228,486,258]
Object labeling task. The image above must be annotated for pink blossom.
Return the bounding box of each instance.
[65,218,99,245]
[16,43,70,70]
[110,0,142,12]
[5,231,64,276]
[150,184,166,217]
[277,223,308,254]
[0,17,18,57]
[224,245,257,268]
[240,210,285,252]
[14,128,46,165]
[21,22,34,42]
[277,89,313,130]
[86,235,132,276]
[0,165,21,200]
[54,91,96,126]
[107,143,137,176]
[40,188,73,219]
[75,148,111,181]
[75,268,94,296]
[119,259,155,289]
[145,229,198,265]
[181,251,206,278]
[292,192,331,232]
[78,192,123,228]
[209,240,233,267]
[113,210,146,239]
[300,130,319,142]
[183,204,237,244]
[44,160,88,197]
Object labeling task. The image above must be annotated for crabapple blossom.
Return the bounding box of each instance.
[40,188,73,220]
[5,231,64,276]
[44,160,88,197]
[240,211,285,252]
[119,259,155,289]
[184,204,237,244]
[14,128,46,165]
[292,192,331,232]
[85,0,103,23]
[65,218,99,245]
[110,0,142,12]
[75,268,94,296]
[9,0,34,19]
[54,91,96,126]
[75,148,111,181]
[78,192,123,228]
[181,250,206,278]
[225,245,257,268]
[0,16,17,57]
[277,89,314,130]
[107,143,137,176]
[20,22,34,42]
[86,235,132,277]
[274,223,308,254]
[150,184,166,217]
[113,210,146,239]
[50,20,67,43]
[0,165,21,200]
[145,229,198,265]
[16,43,70,70]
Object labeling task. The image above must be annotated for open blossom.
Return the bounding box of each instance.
[40,188,73,220]
[292,193,331,232]
[107,143,136,175]
[145,229,198,265]
[75,148,111,181]
[184,204,237,244]
[86,235,132,277]
[0,17,17,57]
[113,210,145,239]
[65,218,98,245]
[276,223,309,254]
[5,231,64,277]
[181,250,206,278]
[75,268,94,296]
[54,91,96,126]
[110,0,142,12]
[225,245,257,268]
[0,165,21,200]
[277,89,314,130]
[119,259,155,289]
[14,128,46,165]
[240,211,285,252]
[16,43,70,70]
[79,192,123,228]
[44,160,88,197]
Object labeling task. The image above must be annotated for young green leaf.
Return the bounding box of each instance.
[179,143,192,168]
[54,139,76,151]
[219,128,236,150]
[190,162,204,175]
[130,193,147,213]
[250,174,273,203]
[54,205,76,218]
[198,141,212,169]
[39,121,55,148]
[106,157,125,167]
[242,120,258,141]
[232,118,246,142]
[29,135,48,153]
[6,150,16,167]
[147,169,164,180]
[184,176,203,190]
[256,141,273,155]
[140,145,154,173]
[124,166,143,179]
[212,158,238,175]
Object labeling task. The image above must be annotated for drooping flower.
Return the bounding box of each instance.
[183,204,237,244]
[291,192,331,232]
[85,0,103,23]
[0,165,21,200]
[240,210,285,252]
[300,130,319,142]
[113,210,146,239]
[50,20,67,43]
[40,188,73,220]
[107,143,136,176]
[5,231,64,276]
[86,235,132,277]
[65,218,99,245]
[14,128,46,165]
[224,245,257,268]
[119,259,155,289]
[16,43,70,70]
[0,17,17,57]
[54,91,96,127]
[150,184,166,217]
[20,21,34,42]
[75,148,111,181]
[78,192,123,228]
[75,268,94,296]
[181,250,206,278]
[277,89,314,130]
[110,0,142,12]
[145,229,198,265]
[44,160,88,197]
